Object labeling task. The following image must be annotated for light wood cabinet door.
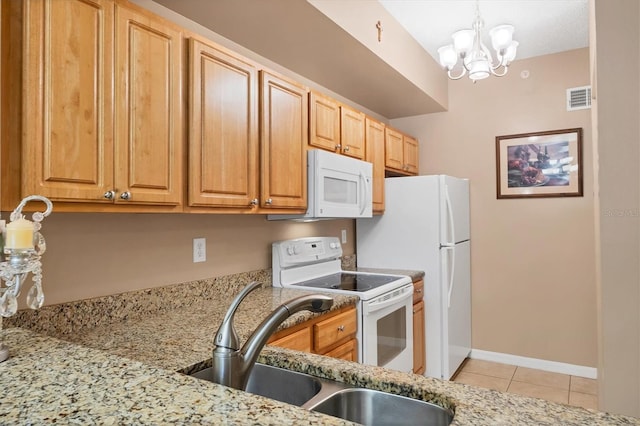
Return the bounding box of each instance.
[115,5,183,205]
[22,0,114,202]
[260,71,308,210]
[269,327,312,353]
[188,39,258,208]
[365,117,385,213]
[385,127,419,176]
[309,92,340,152]
[413,299,425,375]
[412,279,424,305]
[385,127,404,171]
[340,105,365,160]
[404,135,419,175]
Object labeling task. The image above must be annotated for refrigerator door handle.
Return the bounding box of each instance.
[444,184,456,245]
[443,245,456,308]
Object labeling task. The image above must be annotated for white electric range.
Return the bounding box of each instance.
[272,237,413,373]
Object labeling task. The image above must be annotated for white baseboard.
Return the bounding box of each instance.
[470,349,597,379]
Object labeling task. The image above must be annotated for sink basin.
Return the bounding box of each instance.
[191,363,322,406]
[192,363,453,425]
[307,388,453,426]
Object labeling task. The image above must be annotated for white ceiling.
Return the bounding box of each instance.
[379,0,589,62]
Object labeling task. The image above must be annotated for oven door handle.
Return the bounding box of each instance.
[366,286,413,314]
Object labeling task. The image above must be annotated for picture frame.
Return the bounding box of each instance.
[495,128,583,199]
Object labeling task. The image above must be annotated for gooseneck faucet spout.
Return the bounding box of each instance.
[211,281,333,390]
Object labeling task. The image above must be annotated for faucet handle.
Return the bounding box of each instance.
[214,281,262,351]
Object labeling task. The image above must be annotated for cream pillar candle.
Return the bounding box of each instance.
[5,217,34,249]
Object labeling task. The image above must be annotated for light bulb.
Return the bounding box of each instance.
[489,25,514,51]
[452,29,474,54]
[438,45,458,69]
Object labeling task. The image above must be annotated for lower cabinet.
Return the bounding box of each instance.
[413,279,426,375]
[268,306,357,361]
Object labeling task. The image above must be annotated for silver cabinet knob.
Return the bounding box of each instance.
[335,144,341,150]
[344,146,350,152]
[120,191,131,200]
[337,325,345,332]
[250,198,259,206]
[103,190,115,200]
[265,198,273,205]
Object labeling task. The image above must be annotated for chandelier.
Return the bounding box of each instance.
[437,1,518,82]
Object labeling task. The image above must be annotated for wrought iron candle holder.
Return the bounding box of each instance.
[0,195,53,362]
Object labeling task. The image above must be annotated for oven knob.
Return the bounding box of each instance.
[293,245,302,255]
[330,242,338,249]
[287,246,295,255]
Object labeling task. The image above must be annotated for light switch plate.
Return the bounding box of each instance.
[193,238,206,263]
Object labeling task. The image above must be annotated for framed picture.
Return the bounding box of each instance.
[495,128,583,199]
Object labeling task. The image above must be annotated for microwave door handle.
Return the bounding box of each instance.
[359,171,369,215]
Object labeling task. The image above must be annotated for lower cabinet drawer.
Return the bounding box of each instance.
[269,327,312,353]
[313,308,357,353]
[323,338,357,362]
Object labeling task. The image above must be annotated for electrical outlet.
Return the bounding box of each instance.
[341,229,347,244]
[193,238,206,263]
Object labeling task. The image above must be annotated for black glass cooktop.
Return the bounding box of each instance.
[293,272,401,293]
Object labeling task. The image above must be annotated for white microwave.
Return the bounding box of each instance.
[269,150,373,220]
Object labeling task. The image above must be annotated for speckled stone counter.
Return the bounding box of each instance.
[0,328,350,425]
[3,270,640,425]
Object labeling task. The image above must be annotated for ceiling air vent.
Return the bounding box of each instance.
[566,85,592,111]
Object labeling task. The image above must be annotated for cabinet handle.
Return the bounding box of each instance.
[344,146,350,152]
[103,190,115,200]
[120,191,131,200]
[250,198,259,206]
[416,288,423,294]
[265,198,273,205]
[335,144,341,150]
[337,325,345,332]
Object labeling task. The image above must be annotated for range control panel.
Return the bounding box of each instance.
[273,237,342,267]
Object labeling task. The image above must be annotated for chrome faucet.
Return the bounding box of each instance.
[211,281,333,390]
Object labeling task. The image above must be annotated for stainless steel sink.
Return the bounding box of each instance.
[191,363,453,425]
[306,387,453,426]
[191,363,323,406]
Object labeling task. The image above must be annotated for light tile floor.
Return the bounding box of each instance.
[453,359,598,410]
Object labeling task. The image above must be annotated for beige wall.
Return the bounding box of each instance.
[592,0,640,417]
[28,214,354,306]
[390,49,596,368]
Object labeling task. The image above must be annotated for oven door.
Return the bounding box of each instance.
[360,284,413,373]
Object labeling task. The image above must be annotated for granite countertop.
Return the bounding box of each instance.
[2,280,639,425]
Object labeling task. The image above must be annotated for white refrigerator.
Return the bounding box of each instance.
[356,175,471,380]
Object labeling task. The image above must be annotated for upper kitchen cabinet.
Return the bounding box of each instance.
[340,105,365,160]
[260,71,308,211]
[15,0,183,210]
[309,92,365,160]
[385,127,419,176]
[21,0,114,203]
[113,3,183,205]
[309,92,340,153]
[188,39,259,210]
[365,117,385,214]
